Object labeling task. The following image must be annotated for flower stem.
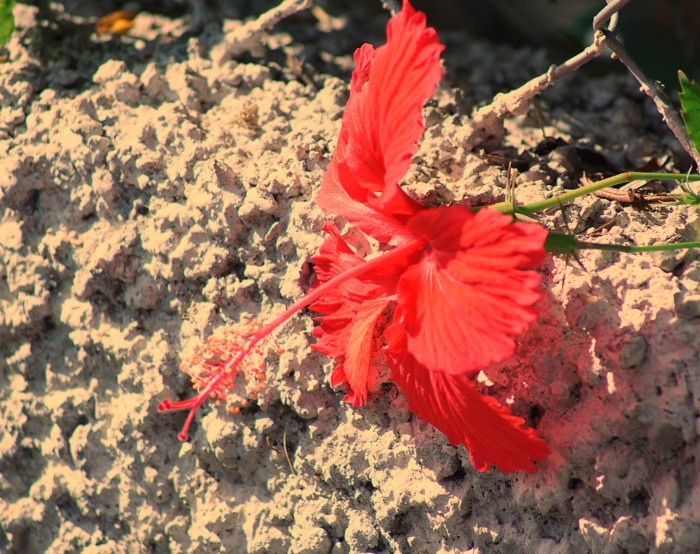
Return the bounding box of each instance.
[575,240,700,253]
[544,231,700,256]
[490,172,700,216]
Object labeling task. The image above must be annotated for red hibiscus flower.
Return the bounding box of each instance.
[312,0,550,472]
[160,0,550,473]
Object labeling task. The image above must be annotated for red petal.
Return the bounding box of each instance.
[343,0,444,198]
[317,0,443,239]
[317,159,418,244]
[388,347,549,473]
[309,225,395,406]
[340,298,391,406]
[330,363,348,387]
[391,206,547,374]
[313,297,391,408]
[409,205,547,270]
[312,303,357,360]
[311,222,364,287]
[309,223,389,316]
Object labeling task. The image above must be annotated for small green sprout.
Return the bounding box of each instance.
[669,180,700,208]
[0,0,15,50]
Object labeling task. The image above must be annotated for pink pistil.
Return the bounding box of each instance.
[158,339,257,441]
[159,239,424,440]
[158,371,229,441]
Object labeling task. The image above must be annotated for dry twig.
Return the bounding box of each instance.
[381,1,401,16]
[463,4,623,150]
[212,0,313,64]
[594,0,700,169]
[464,0,700,170]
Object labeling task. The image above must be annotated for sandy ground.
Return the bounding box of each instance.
[1,2,700,553]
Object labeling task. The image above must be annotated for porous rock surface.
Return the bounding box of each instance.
[1,2,699,553]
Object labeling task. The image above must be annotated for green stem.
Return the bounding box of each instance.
[491,172,700,216]
[545,231,700,255]
[575,240,700,253]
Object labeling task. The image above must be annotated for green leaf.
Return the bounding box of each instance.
[670,181,700,207]
[0,0,15,49]
[544,232,579,256]
[679,70,700,157]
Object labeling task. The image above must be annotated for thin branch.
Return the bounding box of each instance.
[600,31,700,169]
[592,0,632,32]
[464,0,623,150]
[595,1,699,168]
[380,0,400,16]
[211,0,313,64]
[465,32,609,149]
